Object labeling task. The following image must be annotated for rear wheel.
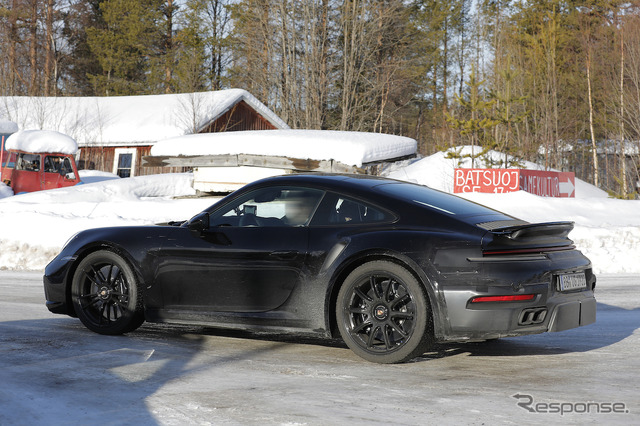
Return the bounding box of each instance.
[336,261,433,363]
[71,250,144,335]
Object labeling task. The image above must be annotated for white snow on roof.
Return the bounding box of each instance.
[0,89,288,147]
[150,129,417,167]
[0,119,18,134]
[5,130,78,154]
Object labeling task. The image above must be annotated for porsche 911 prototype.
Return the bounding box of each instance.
[44,174,596,363]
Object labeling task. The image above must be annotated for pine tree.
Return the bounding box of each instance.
[447,65,497,167]
[86,0,163,95]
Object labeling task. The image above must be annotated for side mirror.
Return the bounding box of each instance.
[187,212,210,235]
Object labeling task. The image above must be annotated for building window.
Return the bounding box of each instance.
[113,148,137,178]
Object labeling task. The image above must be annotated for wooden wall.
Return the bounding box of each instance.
[198,101,278,133]
[78,146,189,177]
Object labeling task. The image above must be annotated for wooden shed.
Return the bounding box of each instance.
[0,89,288,178]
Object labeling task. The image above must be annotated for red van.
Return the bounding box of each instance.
[1,150,81,194]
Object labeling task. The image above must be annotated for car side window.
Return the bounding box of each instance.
[315,194,393,225]
[16,153,40,172]
[209,187,324,227]
[44,156,74,178]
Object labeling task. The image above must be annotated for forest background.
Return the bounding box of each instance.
[1,0,639,197]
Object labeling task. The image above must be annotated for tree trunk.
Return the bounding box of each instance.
[44,0,54,96]
[29,0,38,96]
[619,25,627,197]
[164,0,174,94]
[587,49,599,187]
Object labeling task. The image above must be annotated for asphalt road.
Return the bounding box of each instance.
[0,271,638,425]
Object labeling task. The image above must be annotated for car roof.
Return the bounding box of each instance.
[250,173,401,192]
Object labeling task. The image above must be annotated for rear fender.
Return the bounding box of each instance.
[325,249,447,341]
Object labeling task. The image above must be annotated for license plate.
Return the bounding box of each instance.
[558,272,587,291]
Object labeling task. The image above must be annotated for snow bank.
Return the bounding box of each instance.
[5,130,78,154]
[0,182,13,199]
[385,145,609,198]
[78,170,120,184]
[383,146,639,274]
[0,173,212,270]
[0,90,288,147]
[151,130,417,167]
[0,119,18,134]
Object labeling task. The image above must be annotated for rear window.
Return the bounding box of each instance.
[376,182,505,217]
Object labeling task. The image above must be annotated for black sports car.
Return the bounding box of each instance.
[43,174,596,363]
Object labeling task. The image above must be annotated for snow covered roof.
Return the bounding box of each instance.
[150,130,417,167]
[5,130,79,154]
[0,89,288,147]
[0,119,18,134]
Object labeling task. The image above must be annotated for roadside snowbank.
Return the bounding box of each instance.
[0,182,13,199]
[0,173,213,270]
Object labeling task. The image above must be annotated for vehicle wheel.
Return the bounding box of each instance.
[336,261,433,363]
[71,250,145,335]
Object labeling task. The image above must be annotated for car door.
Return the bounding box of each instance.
[154,186,325,313]
[11,152,42,193]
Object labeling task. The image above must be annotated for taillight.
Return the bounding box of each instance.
[483,245,574,256]
[470,294,536,303]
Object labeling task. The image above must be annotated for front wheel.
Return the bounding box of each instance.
[71,250,145,335]
[336,261,433,363]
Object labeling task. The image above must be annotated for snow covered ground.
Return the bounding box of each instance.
[0,146,638,273]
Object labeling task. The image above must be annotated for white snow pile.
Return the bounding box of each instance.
[383,146,639,274]
[0,182,13,199]
[78,170,121,184]
[5,130,78,154]
[0,89,288,146]
[0,118,18,134]
[0,173,212,270]
[151,129,417,167]
[0,144,638,274]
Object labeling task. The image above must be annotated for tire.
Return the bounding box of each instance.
[71,250,145,335]
[336,261,433,363]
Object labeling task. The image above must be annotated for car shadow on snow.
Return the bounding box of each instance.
[415,302,639,360]
[158,301,639,362]
[0,317,296,425]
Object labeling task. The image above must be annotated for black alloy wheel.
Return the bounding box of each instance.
[337,261,433,363]
[71,250,144,335]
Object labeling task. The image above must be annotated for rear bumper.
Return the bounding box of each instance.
[548,296,596,332]
[439,285,596,342]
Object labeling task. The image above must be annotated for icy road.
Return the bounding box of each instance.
[0,272,637,425]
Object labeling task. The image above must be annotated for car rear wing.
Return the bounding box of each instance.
[478,221,575,255]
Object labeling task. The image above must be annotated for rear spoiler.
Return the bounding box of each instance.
[478,221,574,240]
[479,221,575,254]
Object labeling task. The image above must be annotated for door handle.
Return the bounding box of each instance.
[269,250,298,260]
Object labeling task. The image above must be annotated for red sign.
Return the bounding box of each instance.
[454,169,575,198]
